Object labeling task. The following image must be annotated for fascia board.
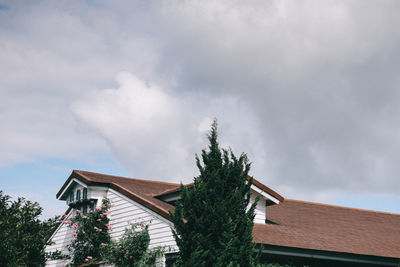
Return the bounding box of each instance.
[251,184,280,204]
[108,188,173,226]
[57,178,87,200]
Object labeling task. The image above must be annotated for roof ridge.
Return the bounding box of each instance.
[74,170,180,186]
[285,198,400,216]
[155,182,195,197]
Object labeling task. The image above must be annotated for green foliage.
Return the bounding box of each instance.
[170,120,259,266]
[256,264,296,267]
[106,223,164,267]
[56,197,163,266]
[61,198,112,265]
[0,190,59,267]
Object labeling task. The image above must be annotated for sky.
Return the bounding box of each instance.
[1,0,400,218]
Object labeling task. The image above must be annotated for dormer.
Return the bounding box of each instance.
[249,179,284,223]
[57,176,108,213]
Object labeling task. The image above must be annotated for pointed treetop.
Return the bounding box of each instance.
[208,118,219,150]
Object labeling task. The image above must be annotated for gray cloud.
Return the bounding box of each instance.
[146,0,400,196]
[1,0,400,207]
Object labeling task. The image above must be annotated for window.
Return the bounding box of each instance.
[83,188,87,200]
[76,190,81,201]
[83,204,87,214]
[69,191,74,202]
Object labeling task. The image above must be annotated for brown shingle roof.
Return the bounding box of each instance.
[253,199,400,258]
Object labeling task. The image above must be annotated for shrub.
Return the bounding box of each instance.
[106,223,164,267]
[53,197,163,266]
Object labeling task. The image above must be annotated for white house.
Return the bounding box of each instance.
[45,170,400,267]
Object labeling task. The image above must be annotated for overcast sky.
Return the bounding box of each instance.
[1,0,399,218]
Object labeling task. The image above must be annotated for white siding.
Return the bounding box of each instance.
[249,191,266,224]
[107,189,178,250]
[45,211,74,267]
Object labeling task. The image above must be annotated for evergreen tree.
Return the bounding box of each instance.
[170,120,259,267]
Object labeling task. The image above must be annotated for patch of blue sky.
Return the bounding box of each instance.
[84,0,102,8]
[0,156,129,190]
[332,193,400,214]
[0,155,130,218]
[0,4,9,10]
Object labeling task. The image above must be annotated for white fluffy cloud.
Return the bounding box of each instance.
[71,72,268,183]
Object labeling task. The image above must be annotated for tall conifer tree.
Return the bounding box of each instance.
[171,120,259,266]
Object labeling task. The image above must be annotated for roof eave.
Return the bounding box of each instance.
[254,243,400,265]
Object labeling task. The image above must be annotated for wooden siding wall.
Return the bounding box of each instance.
[250,192,267,224]
[45,211,74,267]
[107,189,178,250]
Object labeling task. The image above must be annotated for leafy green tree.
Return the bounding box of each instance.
[0,191,59,267]
[170,120,259,267]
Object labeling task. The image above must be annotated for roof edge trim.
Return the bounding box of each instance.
[256,244,399,265]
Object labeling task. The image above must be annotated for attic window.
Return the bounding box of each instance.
[83,188,87,200]
[69,191,74,202]
[76,190,81,201]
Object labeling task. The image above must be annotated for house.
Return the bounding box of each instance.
[45,170,400,267]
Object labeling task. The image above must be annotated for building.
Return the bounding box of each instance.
[45,170,400,266]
